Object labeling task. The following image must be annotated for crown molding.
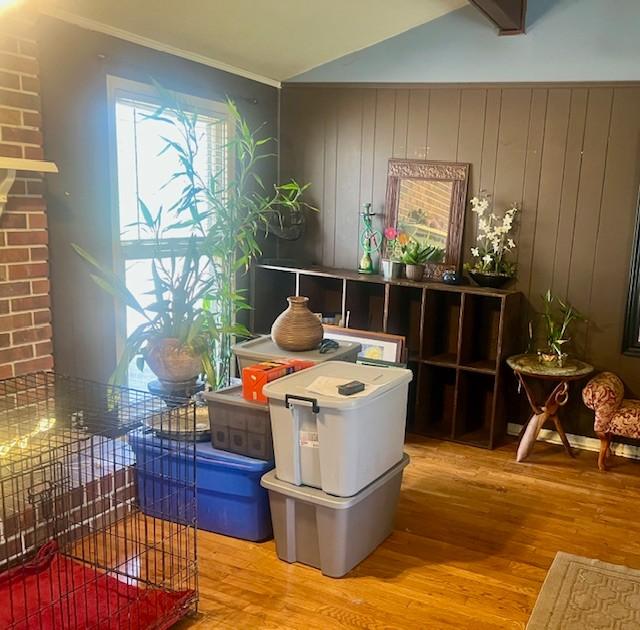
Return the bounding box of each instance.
[40,8,282,89]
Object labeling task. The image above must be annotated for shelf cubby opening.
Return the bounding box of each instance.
[459,294,502,372]
[414,365,457,438]
[252,268,297,333]
[454,372,496,447]
[422,290,462,364]
[344,279,385,331]
[298,275,344,323]
[404,359,419,433]
[387,285,423,358]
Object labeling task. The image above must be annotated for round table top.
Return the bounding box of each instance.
[506,353,594,380]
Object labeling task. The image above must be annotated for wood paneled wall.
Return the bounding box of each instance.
[279,84,640,434]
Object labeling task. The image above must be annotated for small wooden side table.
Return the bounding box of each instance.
[506,354,594,462]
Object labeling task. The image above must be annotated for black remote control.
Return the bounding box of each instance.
[337,380,365,396]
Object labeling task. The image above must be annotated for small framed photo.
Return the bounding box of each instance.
[322,325,405,363]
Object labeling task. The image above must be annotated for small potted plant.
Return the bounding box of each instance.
[538,290,586,367]
[381,226,409,280]
[402,239,445,282]
[465,195,518,289]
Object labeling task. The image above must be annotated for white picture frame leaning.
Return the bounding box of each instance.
[322,325,405,363]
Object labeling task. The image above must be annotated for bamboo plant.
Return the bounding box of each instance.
[75,85,314,389]
[540,289,586,361]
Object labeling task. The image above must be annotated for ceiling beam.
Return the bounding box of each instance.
[468,0,527,35]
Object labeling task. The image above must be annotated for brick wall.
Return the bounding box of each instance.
[0,11,53,379]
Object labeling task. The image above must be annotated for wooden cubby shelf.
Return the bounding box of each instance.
[251,263,521,449]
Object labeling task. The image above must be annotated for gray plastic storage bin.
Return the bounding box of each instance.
[203,385,273,460]
[261,453,409,578]
[233,336,361,372]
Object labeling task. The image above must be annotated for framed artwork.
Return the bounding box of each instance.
[322,325,405,363]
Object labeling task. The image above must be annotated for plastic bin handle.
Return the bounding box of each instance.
[285,394,319,414]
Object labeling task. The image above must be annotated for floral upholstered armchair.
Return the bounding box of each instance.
[582,372,640,471]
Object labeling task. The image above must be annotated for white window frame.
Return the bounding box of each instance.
[106,76,232,372]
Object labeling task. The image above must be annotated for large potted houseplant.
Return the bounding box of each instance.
[76,88,313,389]
[73,216,225,388]
[401,239,445,281]
[465,195,518,289]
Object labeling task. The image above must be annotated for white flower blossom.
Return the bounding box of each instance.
[471,247,479,257]
[482,254,493,264]
[508,239,515,248]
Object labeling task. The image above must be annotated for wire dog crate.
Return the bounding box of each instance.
[0,371,198,629]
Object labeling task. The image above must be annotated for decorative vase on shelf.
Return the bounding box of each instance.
[468,271,513,289]
[405,263,425,282]
[271,296,324,351]
[381,259,403,280]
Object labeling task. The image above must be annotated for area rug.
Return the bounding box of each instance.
[527,551,640,629]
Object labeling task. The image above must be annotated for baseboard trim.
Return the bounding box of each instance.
[507,423,640,461]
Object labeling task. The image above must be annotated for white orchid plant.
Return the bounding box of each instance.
[465,195,518,277]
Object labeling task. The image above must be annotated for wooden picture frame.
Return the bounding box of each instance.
[384,159,470,280]
[323,325,405,363]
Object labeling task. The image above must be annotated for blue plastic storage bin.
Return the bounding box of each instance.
[129,430,274,541]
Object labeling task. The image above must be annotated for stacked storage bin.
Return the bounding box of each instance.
[232,336,361,372]
[200,384,275,541]
[198,336,362,541]
[261,360,413,577]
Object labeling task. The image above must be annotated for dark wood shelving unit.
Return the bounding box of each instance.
[250,263,521,449]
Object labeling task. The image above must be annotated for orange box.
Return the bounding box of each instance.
[242,359,316,403]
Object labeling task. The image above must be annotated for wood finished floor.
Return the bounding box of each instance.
[178,436,640,629]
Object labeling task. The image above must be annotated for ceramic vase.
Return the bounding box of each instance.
[381,259,403,280]
[271,296,324,351]
[405,263,425,282]
[144,337,202,386]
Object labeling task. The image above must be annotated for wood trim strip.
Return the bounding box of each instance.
[284,81,640,90]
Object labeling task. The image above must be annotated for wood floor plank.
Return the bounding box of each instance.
[182,436,640,629]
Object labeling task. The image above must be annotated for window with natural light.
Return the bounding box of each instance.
[110,80,228,385]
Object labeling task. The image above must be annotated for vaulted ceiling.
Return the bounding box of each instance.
[42,0,467,85]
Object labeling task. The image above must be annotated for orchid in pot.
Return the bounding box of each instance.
[465,195,518,289]
[381,226,409,280]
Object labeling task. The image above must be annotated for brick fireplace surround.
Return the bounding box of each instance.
[0,12,54,379]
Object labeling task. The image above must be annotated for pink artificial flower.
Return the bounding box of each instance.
[384,226,399,240]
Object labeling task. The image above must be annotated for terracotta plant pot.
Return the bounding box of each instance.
[468,271,513,289]
[405,263,425,282]
[144,338,202,385]
[271,296,324,351]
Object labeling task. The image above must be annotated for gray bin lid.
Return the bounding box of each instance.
[263,360,413,410]
[233,335,361,362]
[260,453,409,509]
[202,384,268,410]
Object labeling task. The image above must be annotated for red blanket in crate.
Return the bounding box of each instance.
[0,541,195,629]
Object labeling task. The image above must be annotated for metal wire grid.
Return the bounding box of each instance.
[0,371,198,629]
